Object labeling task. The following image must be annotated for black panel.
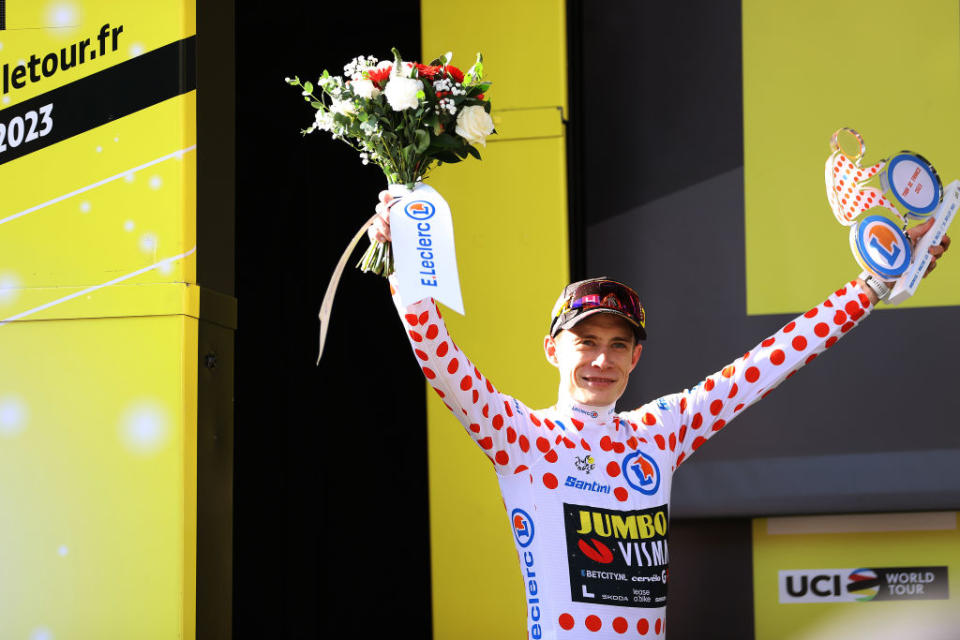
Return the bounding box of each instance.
[234,3,430,638]
[578,0,743,223]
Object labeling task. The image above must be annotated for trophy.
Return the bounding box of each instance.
[825,128,958,304]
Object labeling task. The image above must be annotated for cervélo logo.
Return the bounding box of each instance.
[404,200,435,221]
[778,566,948,603]
[621,450,660,495]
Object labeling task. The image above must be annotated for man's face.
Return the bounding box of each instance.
[543,313,643,407]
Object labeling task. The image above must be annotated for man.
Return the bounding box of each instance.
[370,192,948,639]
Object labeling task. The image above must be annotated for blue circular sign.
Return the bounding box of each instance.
[404,200,435,221]
[621,450,660,495]
[510,508,535,548]
[884,152,941,216]
[852,215,912,280]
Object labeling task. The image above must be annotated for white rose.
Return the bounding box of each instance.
[314,109,334,132]
[350,78,379,99]
[331,98,356,116]
[455,105,495,147]
[384,77,423,111]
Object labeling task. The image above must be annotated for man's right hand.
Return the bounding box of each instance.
[368,190,394,243]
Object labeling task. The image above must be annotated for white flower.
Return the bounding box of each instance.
[455,105,495,147]
[350,79,379,99]
[331,98,355,116]
[384,77,423,111]
[314,109,335,132]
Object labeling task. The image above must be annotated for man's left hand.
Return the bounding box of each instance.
[907,217,951,278]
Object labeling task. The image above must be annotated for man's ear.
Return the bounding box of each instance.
[544,334,560,368]
[629,343,643,371]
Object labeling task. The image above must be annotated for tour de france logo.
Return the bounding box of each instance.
[511,508,535,548]
[854,215,911,279]
[621,450,660,495]
[404,200,435,221]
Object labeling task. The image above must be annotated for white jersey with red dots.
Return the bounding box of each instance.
[393,280,873,639]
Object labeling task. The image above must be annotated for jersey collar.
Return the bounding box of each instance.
[555,394,616,426]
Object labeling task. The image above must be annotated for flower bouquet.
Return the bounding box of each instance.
[289,49,494,362]
[287,48,494,277]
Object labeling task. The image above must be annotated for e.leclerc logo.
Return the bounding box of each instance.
[404,200,435,221]
[511,508,535,548]
[855,215,911,279]
[621,450,660,495]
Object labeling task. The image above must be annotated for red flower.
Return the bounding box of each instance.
[415,63,442,78]
[366,66,392,86]
[436,91,452,98]
[445,65,464,83]
[476,93,485,100]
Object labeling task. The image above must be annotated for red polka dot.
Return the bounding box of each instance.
[425,324,439,339]
[835,286,847,297]
[712,419,726,431]
[519,435,530,452]
[668,433,676,451]
[447,358,459,374]
[460,376,472,390]
[626,437,637,449]
[770,349,785,365]
[824,299,833,308]
[678,425,687,443]
[710,399,723,415]
[418,311,429,325]
[495,450,509,465]
[841,321,854,333]
[563,437,576,449]
[614,487,629,502]
[559,614,574,630]
[655,618,662,634]
[814,322,829,337]
[436,341,449,357]
[409,330,423,342]
[482,404,490,418]
[728,383,739,399]
[485,379,494,393]
[545,419,556,430]
[585,615,602,632]
[580,438,591,450]
[654,434,665,450]
[804,307,818,318]
[545,449,559,463]
[745,367,760,383]
[478,437,493,450]
[530,414,541,426]
[612,616,628,634]
[472,390,479,404]
[434,388,445,398]
[734,403,744,412]
[783,321,796,333]
[704,377,715,391]
[571,418,584,430]
[637,619,649,634]
[612,441,625,454]
[536,437,550,452]
[792,336,807,351]
[642,413,656,426]
[833,310,847,325]
[504,401,513,417]
[859,292,871,307]
[492,414,504,429]
[762,337,776,347]
[606,461,621,477]
[806,354,818,364]
[469,423,480,433]
[405,313,419,325]
[600,436,614,451]
[692,436,706,450]
[722,365,736,378]
[414,349,428,361]
[826,336,838,348]
[691,413,703,429]
[423,367,436,379]
[845,300,860,316]
[680,397,688,413]
[507,427,517,443]
[543,473,558,489]
[513,465,527,474]
[677,451,686,466]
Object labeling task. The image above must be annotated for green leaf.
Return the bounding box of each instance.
[416,90,426,100]
[414,129,430,153]
[321,70,330,80]
[465,145,482,160]
[432,133,460,149]
[310,101,323,109]
[358,111,368,122]
[303,81,313,94]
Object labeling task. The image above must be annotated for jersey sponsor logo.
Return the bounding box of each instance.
[565,475,608,493]
[621,450,660,495]
[511,508,535,548]
[778,566,949,603]
[404,200,435,221]
[563,502,670,608]
[854,215,911,278]
[574,455,596,474]
[656,398,668,410]
[571,404,599,419]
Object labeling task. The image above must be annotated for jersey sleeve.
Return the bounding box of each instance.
[390,280,537,476]
[623,280,874,468]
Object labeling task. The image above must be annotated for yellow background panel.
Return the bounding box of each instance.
[753,513,960,639]
[422,1,568,637]
[743,0,960,314]
[0,315,197,640]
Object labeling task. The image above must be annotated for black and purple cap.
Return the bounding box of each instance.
[550,277,646,341]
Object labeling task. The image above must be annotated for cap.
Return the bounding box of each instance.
[550,277,646,341]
